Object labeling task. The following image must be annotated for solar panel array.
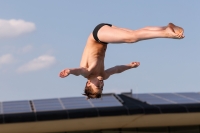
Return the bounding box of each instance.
[132,92,200,105]
[2,100,32,114]
[0,102,2,114]
[89,95,122,107]
[60,95,122,110]
[0,94,122,114]
[61,97,92,110]
[1,92,200,114]
[33,98,64,112]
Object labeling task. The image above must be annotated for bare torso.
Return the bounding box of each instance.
[80,34,107,78]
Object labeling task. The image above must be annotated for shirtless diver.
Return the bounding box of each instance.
[59,23,184,99]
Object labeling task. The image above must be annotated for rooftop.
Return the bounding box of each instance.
[0,92,200,133]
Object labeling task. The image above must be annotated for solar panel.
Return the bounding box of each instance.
[60,94,122,109]
[89,95,122,107]
[33,98,64,112]
[60,97,92,110]
[132,94,172,105]
[154,93,197,104]
[131,93,200,105]
[0,102,2,114]
[177,93,200,102]
[2,100,32,114]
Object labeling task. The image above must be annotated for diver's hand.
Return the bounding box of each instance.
[59,69,70,78]
[129,62,140,68]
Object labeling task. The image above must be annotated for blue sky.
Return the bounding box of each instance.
[0,1,199,101]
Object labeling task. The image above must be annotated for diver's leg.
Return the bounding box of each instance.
[96,23,184,44]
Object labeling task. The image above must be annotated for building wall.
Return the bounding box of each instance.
[66,126,200,133]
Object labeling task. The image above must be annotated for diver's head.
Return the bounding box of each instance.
[83,76,104,99]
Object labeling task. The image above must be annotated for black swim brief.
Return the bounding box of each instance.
[92,23,112,44]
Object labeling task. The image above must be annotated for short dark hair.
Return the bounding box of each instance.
[82,81,102,99]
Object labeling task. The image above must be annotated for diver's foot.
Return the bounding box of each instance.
[165,23,184,39]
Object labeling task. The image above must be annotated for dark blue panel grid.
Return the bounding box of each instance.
[132,93,200,105]
[132,94,173,105]
[0,102,2,114]
[89,95,122,107]
[33,98,64,112]
[177,93,200,103]
[2,101,32,114]
[60,97,92,110]
[154,93,197,104]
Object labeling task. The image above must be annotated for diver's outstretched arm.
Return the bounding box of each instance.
[59,67,90,78]
[103,62,140,80]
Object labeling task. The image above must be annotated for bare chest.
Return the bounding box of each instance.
[80,43,107,75]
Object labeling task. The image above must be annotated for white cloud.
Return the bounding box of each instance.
[17,45,33,54]
[0,54,14,66]
[20,45,33,53]
[0,19,36,38]
[17,55,56,73]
